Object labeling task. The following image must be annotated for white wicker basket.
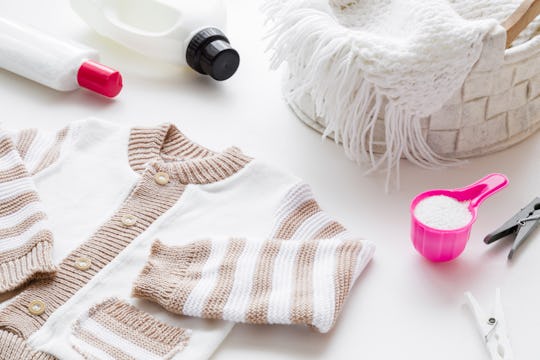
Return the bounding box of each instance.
[282,1,540,159]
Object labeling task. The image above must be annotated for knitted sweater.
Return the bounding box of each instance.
[0,118,374,360]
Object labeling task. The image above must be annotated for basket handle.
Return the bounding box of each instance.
[502,0,540,48]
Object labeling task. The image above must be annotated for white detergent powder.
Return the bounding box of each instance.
[414,195,472,230]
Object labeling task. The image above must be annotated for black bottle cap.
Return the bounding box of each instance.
[186,28,240,81]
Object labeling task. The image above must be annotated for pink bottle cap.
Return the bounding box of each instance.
[77,60,123,98]
[410,173,509,262]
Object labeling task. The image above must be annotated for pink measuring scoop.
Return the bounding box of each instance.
[410,173,509,262]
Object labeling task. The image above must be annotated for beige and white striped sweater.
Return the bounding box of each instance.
[0,118,374,360]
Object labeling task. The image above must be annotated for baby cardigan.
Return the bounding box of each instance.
[0,118,374,359]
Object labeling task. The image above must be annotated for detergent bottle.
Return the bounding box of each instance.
[71,0,240,81]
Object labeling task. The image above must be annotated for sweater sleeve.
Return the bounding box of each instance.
[0,127,67,293]
[132,182,375,333]
[10,126,70,176]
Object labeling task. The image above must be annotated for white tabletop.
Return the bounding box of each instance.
[1,1,538,359]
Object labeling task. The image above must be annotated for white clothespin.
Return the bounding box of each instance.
[464,288,513,360]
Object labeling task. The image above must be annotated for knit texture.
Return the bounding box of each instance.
[133,237,366,333]
[128,124,250,183]
[71,298,190,360]
[0,129,67,293]
[133,182,374,333]
[0,123,251,341]
[269,183,349,240]
[449,0,540,47]
[0,120,372,359]
[264,0,502,186]
[0,168,187,339]
[0,330,56,360]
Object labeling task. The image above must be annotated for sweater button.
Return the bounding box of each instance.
[28,300,46,316]
[74,257,92,271]
[154,172,170,185]
[121,214,137,227]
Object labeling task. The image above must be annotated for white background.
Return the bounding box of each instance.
[1,1,539,359]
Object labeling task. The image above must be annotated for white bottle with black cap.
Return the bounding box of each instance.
[70,0,240,81]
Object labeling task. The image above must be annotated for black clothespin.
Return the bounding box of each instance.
[484,197,540,260]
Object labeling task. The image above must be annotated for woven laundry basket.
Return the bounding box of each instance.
[274,0,540,160]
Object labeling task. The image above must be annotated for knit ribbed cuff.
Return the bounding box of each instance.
[0,230,56,293]
[132,240,207,314]
[71,298,190,360]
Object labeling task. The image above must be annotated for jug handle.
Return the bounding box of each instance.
[74,0,179,41]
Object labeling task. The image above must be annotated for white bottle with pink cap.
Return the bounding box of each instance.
[0,17,123,97]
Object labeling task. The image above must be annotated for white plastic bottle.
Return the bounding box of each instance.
[0,17,123,97]
[71,0,240,81]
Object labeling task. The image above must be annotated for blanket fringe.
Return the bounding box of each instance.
[263,0,461,190]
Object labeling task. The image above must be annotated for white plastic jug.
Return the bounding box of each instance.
[71,0,240,80]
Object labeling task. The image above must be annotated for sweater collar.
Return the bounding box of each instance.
[128,123,251,184]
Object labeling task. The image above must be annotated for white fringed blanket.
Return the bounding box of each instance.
[264,0,538,186]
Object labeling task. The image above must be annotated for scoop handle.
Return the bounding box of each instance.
[464,173,509,208]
